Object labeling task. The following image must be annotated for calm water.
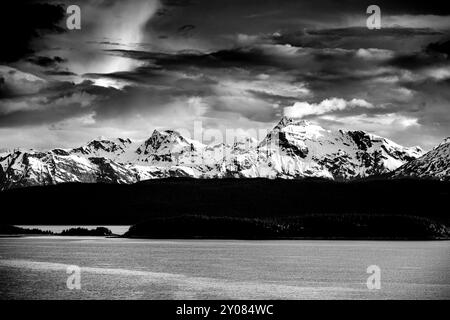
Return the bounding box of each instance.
[0,237,449,299]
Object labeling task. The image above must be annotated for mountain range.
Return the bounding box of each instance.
[0,117,448,189]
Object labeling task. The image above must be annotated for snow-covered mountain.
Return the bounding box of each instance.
[247,117,424,179]
[70,137,134,162]
[0,116,436,189]
[0,148,138,189]
[391,138,450,181]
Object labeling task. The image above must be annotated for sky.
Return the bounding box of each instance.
[0,0,449,150]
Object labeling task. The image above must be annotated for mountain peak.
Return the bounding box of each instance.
[69,137,133,159]
[271,117,326,142]
[437,137,450,148]
[277,116,313,128]
[232,136,258,151]
[393,136,450,181]
[137,129,194,157]
[86,137,132,146]
[150,129,183,139]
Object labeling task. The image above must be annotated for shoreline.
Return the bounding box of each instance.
[1,233,449,241]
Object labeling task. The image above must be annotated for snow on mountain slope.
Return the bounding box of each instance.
[392,138,450,180]
[247,117,424,180]
[129,130,260,178]
[0,148,147,189]
[0,116,431,189]
[220,137,259,177]
[133,130,206,166]
[0,149,99,188]
[70,137,134,161]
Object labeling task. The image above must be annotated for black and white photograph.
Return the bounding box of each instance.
[0,0,449,310]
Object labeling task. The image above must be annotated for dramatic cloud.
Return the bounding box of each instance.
[0,0,449,150]
[0,2,65,62]
[0,66,48,97]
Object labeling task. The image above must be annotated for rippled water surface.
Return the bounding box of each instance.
[0,237,449,299]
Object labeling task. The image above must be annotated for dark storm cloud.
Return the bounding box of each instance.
[2,79,111,129]
[98,45,403,116]
[44,70,77,76]
[396,78,450,136]
[107,47,298,71]
[158,0,450,16]
[103,46,370,94]
[84,65,169,83]
[0,65,213,128]
[92,85,188,121]
[306,28,443,37]
[385,38,450,71]
[0,2,65,62]
[148,0,450,44]
[426,40,450,56]
[0,101,88,127]
[330,0,450,15]
[85,65,218,91]
[106,45,388,83]
[161,0,197,7]
[78,46,310,124]
[115,39,446,138]
[147,0,450,56]
[177,24,196,37]
[3,37,447,134]
[1,0,450,150]
[0,75,117,127]
[268,28,445,51]
[26,56,66,67]
[386,53,444,70]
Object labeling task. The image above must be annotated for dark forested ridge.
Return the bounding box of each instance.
[125,214,449,240]
[0,225,113,236]
[0,178,448,226]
